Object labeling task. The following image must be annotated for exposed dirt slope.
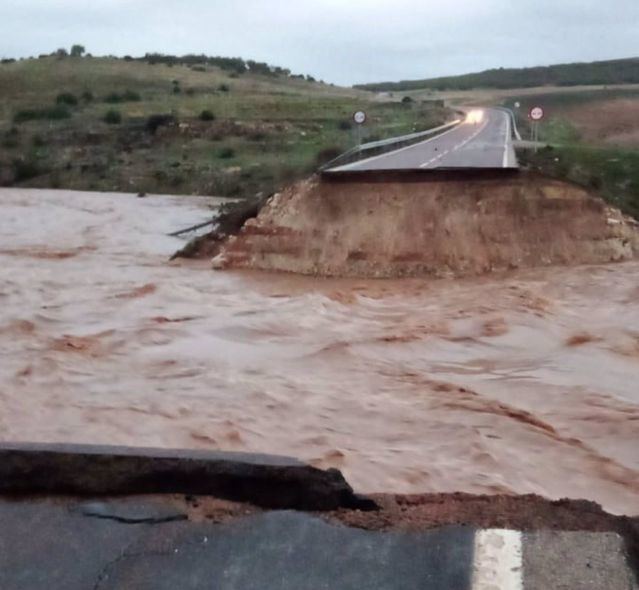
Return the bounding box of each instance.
[213,172,639,278]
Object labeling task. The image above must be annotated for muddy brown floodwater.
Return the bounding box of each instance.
[1,188,638,515]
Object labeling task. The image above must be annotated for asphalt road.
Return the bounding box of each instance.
[330,108,518,171]
[2,500,637,590]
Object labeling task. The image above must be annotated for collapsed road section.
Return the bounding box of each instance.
[0,442,372,511]
[211,170,639,277]
[0,443,637,590]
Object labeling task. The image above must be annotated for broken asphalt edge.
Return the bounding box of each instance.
[0,442,378,512]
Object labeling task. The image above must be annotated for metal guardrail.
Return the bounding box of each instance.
[495,107,522,141]
[319,119,463,172]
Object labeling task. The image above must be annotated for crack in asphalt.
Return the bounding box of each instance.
[82,513,188,525]
[92,536,209,590]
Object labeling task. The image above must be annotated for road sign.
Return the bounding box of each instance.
[353,111,367,125]
[514,102,521,108]
[529,106,544,121]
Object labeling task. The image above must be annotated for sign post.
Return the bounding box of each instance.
[353,110,367,146]
[529,106,544,152]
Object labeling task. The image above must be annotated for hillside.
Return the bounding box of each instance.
[0,53,448,197]
[355,57,639,92]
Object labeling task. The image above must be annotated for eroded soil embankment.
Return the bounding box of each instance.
[213,172,639,277]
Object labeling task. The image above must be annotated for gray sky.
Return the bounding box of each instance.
[2,0,638,85]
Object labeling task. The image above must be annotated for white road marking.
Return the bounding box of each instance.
[420,118,489,169]
[503,114,511,168]
[472,530,523,590]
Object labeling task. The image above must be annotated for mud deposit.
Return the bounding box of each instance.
[1,188,638,515]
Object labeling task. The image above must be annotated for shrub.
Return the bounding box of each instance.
[104,90,140,103]
[2,137,19,149]
[218,84,230,92]
[169,173,184,186]
[146,114,177,135]
[32,134,46,147]
[81,90,94,103]
[104,92,123,104]
[217,147,235,159]
[103,109,122,125]
[56,92,79,106]
[12,158,43,182]
[153,169,169,182]
[185,88,196,96]
[13,106,71,123]
[401,96,414,104]
[338,120,352,131]
[199,110,215,121]
[247,130,267,141]
[122,89,141,102]
[191,66,206,72]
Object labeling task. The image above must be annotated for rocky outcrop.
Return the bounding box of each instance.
[214,172,639,278]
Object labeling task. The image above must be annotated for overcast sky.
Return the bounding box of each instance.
[1,0,638,85]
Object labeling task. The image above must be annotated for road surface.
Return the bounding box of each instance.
[329,108,518,172]
[2,500,637,590]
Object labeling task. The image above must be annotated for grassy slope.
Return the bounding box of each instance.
[356,57,639,92]
[519,146,639,219]
[0,57,448,197]
[499,89,639,219]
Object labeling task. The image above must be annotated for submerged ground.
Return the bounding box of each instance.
[1,188,638,515]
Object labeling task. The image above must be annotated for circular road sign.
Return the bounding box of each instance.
[530,106,544,121]
[353,110,367,125]
[514,101,521,108]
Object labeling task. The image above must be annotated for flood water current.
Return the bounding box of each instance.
[1,188,638,514]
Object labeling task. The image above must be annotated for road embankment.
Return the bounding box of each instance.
[212,171,639,277]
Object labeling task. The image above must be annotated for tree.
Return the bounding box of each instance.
[70,45,86,58]
[55,48,69,59]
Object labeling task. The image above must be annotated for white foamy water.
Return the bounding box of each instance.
[1,188,638,515]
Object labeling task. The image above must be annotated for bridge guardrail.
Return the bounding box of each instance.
[495,107,522,141]
[319,119,463,172]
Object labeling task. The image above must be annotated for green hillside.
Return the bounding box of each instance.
[356,58,639,92]
[0,53,448,197]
